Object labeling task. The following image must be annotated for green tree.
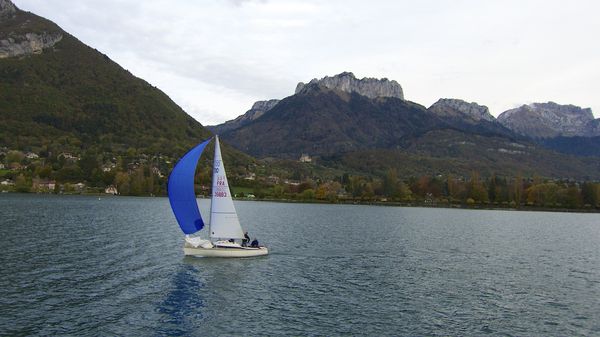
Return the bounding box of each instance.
[79,150,100,179]
[487,174,497,202]
[114,172,130,195]
[15,174,30,192]
[395,180,413,201]
[348,175,365,198]
[37,166,52,179]
[468,171,488,203]
[512,174,524,207]
[526,183,559,207]
[494,177,509,203]
[129,168,146,195]
[272,185,285,198]
[447,174,463,202]
[301,188,315,200]
[6,151,24,165]
[102,170,116,186]
[383,168,399,197]
[55,166,84,182]
[362,182,375,201]
[558,186,582,209]
[581,182,598,207]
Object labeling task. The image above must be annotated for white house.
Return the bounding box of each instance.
[105,185,118,195]
[102,163,116,172]
[299,154,312,163]
[1,179,14,186]
[37,180,56,190]
[151,166,164,178]
[58,153,79,161]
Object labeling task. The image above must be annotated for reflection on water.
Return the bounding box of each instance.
[156,264,206,336]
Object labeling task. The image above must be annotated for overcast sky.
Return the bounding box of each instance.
[15,0,600,125]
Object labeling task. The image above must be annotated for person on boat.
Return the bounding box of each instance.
[228,238,235,243]
[242,231,250,246]
[250,238,259,248]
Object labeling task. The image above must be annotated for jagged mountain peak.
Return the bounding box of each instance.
[0,0,63,59]
[502,102,593,121]
[208,99,280,135]
[295,72,404,100]
[0,0,17,20]
[428,98,495,122]
[250,99,280,112]
[0,0,16,11]
[498,101,597,138]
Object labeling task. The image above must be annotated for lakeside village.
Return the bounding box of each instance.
[1,147,600,211]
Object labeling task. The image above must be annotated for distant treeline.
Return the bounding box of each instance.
[246,169,600,210]
[2,147,599,210]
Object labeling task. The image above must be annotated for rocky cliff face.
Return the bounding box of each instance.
[220,84,440,158]
[249,99,280,113]
[0,32,63,58]
[208,99,280,134]
[0,0,16,20]
[428,98,495,122]
[498,102,598,138]
[587,119,600,136]
[0,0,63,59]
[427,98,518,139]
[295,72,404,100]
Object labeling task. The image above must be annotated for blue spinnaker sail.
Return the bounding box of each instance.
[167,138,212,234]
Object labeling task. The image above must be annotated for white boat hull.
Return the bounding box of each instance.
[183,245,269,257]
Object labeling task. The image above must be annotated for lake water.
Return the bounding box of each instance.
[0,194,599,336]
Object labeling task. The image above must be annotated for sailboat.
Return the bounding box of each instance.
[168,135,268,257]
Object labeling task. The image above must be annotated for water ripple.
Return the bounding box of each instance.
[1,195,599,336]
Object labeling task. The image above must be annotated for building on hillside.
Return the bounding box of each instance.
[32,178,56,191]
[1,179,14,186]
[127,162,140,172]
[25,152,39,159]
[336,187,350,198]
[284,179,300,186]
[105,185,118,195]
[39,180,56,191]
[0,163,4,169]
[102,163,116,172]
[9,163,22,170]
[151,166,164,177]
[299,153,312,163]
[58,152,79,161]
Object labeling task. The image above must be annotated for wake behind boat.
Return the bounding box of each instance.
[168,136,268,258]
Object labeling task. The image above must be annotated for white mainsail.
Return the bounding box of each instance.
[209,136,244,240]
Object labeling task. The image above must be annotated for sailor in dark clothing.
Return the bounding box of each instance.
[250,238,259,248]
[242,231,250,246]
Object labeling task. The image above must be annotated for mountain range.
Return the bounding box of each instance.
[212,72,600,179]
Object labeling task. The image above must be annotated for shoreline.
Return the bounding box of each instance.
[3,191,599,214]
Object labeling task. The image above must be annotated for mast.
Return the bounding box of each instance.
[208,136,216,242]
